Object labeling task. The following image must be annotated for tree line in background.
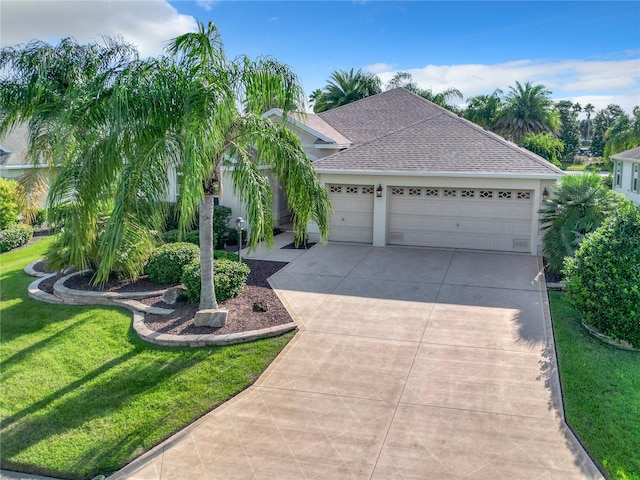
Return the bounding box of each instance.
[310,69,640,166]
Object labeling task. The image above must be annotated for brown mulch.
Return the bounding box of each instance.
[32,259,294,337]
[63,272,178,293]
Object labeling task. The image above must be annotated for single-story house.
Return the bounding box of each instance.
[220,87,564,255]
[0,124,33,181]
[611,146,640,204]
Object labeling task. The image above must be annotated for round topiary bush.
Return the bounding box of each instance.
[145,242,200,284]
[181,258,250,304]
[563,203,640,348]
[0,223,34,252]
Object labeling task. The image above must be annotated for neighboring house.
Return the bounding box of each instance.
[611,146,640,205]
[219,88,563,255]
[0,124,33,180]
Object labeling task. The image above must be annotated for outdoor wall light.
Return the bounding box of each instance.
[376,184,383,197]
[542,187,550,201]
[236,217,244,263]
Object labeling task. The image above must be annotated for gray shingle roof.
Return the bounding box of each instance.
[313,88,564,177]
[611,146,640,161]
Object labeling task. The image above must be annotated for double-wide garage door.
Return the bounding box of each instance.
[388,186,533,252]
[327,184,534,252]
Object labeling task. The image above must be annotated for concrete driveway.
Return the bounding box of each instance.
[111,243,603,479]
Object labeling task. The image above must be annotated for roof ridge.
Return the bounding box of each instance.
[317,87,410,118]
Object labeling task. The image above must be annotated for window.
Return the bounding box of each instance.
[362,186,374,195]
[391,187,405,195]
[479,190,493,199]
[615,161,623,187]
[443,189,456,197]
[408,188,421,196]
[461,190,475,198]
[425,188,439,197]
[633,163,639,193]
[346,186,359,194]
[498,191,512,199]
[517,191,531,200]
[329,185,342,193]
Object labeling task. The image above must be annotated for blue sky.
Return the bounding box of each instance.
[2,1,639,113]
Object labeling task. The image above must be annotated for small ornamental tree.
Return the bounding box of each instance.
[563,203,640,348]
[0,178,20,229]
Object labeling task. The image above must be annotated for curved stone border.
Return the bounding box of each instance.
[582,321,639,351]
[132,311,297,347]
[24,259,297,347]
[546,281,565,291]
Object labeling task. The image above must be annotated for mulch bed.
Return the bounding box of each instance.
[31,259,294,337]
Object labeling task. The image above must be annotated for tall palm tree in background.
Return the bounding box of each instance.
[312,68,381,113]
[1,22,331,313]
[384,71,463,111]
[603,107,640,159]
[464,89,504,130]
[495,81,558,142]
[583,103,595,141]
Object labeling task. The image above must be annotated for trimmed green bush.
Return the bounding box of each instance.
[213,205,233,248]
[0,223,34,252]
[214,250,239,261]
[563,203,640,348]
[145,242,200,284]
[181,258,250,304]
[161,229,205,246]
[0,178,20,229]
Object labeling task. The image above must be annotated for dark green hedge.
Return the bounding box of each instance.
[564,204,640,348]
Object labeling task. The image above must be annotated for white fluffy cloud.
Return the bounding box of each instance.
[366,58,640,114]
[0,0,198,58]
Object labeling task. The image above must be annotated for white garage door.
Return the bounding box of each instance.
[328,184,374,243]
[388,187,533,252]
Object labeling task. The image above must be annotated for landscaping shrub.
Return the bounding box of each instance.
[181,258,250,304]
[0,223,34,252]
[213,205,233,248]
[30,207,47,227]
[539,173,629,274]
[161,229,205,246]
[46,208,155,282]
[214,250,239,261]
[563,203,640,348]
[0,178,20,229]
[145,242,200,284]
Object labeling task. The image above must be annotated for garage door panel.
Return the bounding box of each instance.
[388,187,533,253]
[328,185,374,243]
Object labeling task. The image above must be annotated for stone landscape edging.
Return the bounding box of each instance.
[24,259,296,347]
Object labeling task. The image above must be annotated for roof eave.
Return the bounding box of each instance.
[314,168,563,180]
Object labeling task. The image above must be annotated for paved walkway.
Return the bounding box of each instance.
[108,240,602,479]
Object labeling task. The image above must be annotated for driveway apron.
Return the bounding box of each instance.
[110,243,603,480]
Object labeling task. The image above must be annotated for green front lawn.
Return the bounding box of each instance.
[0,238,294,479]
[549,291,640,480]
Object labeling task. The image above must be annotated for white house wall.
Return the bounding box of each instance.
[614,159,640,205]
[309,173,550,255]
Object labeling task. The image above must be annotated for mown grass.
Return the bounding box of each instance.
[549,291,640,480]
[0,238,294,479]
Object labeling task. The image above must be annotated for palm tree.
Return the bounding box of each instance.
[384,71,463,112]
[2,23,331,316]
[584,103,595,141]
[464,89,504,129]
[603,106,640,159]
[495,81,557,141]
[313,68,381,112]
[309,88,323,110]
[539,173,626,274]
[0,37,138,221]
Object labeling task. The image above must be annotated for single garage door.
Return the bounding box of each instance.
[328,184,374,243]
[388,187,533,252]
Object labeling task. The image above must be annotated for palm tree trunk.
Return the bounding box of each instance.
[199,194,217,310]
